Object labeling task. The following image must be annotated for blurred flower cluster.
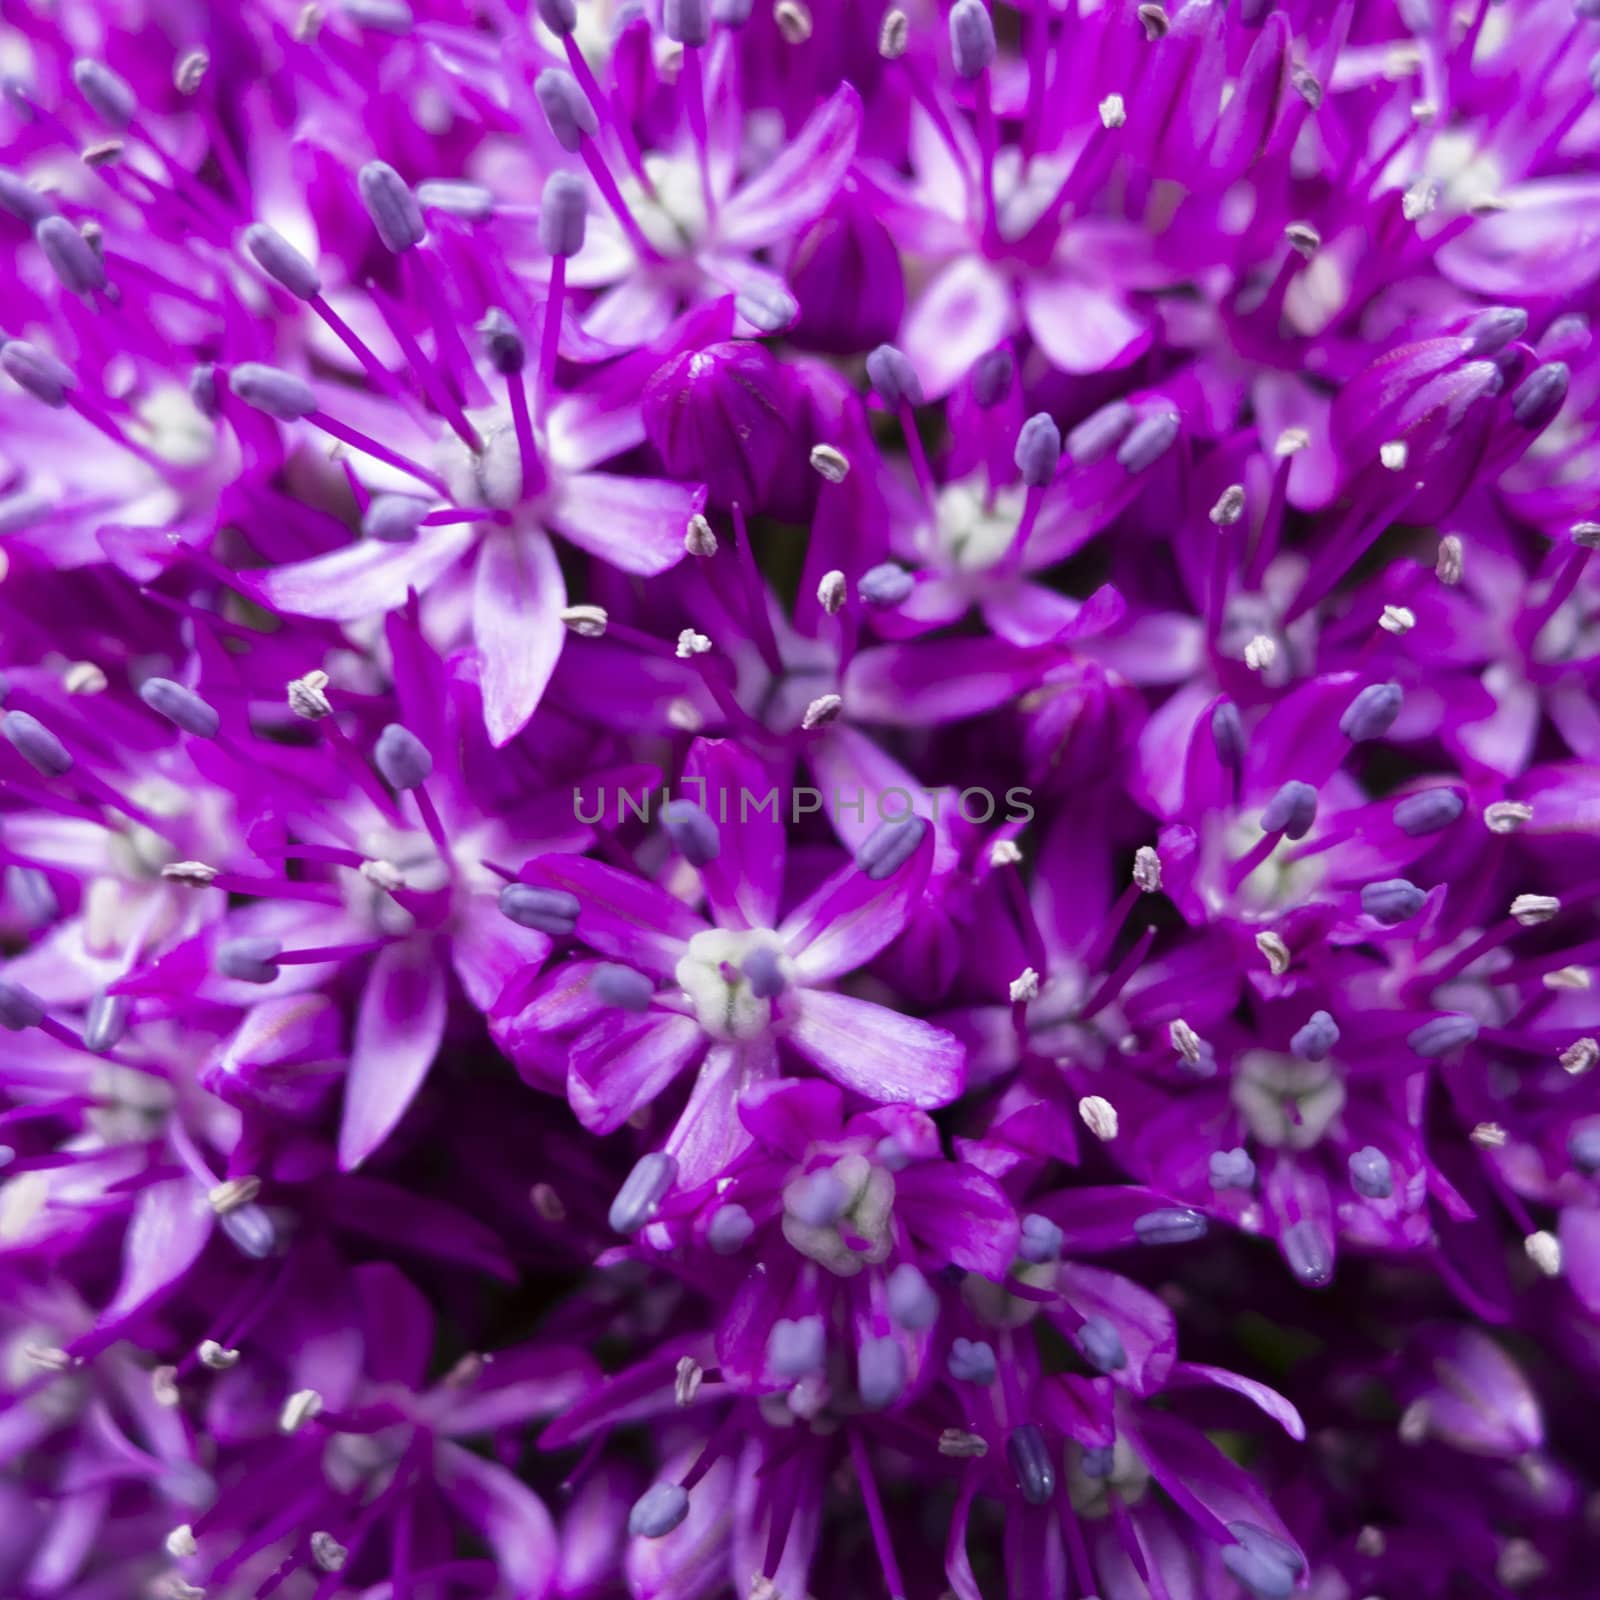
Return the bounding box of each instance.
[1,0,1600,1596]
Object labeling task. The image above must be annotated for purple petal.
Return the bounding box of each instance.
[520,855,708,979]
[251,524,477,620]
[338,938,448,1170]
[784,990,964,1108]
[780,828,932,981]
[569,1011,705,1134]
[434,1442,559,1599]
[718,83,862,250]
[474,527,567,747]
[547,472,701,575]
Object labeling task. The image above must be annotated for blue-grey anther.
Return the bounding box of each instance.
[341,0,415,32]
[865,344,924,408]
[1393,787,1463,836]
[665,0,711,45]
[1348,1146,1393,1200]
[886,1263,938,1330]
[661,799,720,866]
[1339,680,1402,742]
[735,284,798,333]
[1211,700,1245,769]
[8,867,55,927]
[538,170,587,257]
[1210,1147,1256,1190]
[1007,1423,1055,1507]
[859,563,914,608]
[855,814,926,881]
[84,991,129,1054]
[1230,1522,1306,1576]
[3,710,73,776]
[217,938,281,985]
[190,365,220,418]
[2,341,75,408]
[1290,1009,1339,1062]
[1221,1545,1296,1600]
[0,982,45,1032]
[712,0,755,22]
[221,1204,277,1260]
[498,884,579,935]
[416,180,496,220]
[1283,1219,1333,1287]
[536,69,599,152]
[1361,878,1425,925]
[477,308,526,376]
[972,348,1014,408]
[1116,412,1180,472]
[244,223,322,300]
[1465,306,1528,357]
[1568,1124,1600,1174]
[1260,780,1317,841]
[1018,1212,1063,1264]
[1079,1316,1127,1373]
[767,1315,825,1378]
[1406,1012,1479,1057]
[786,1169,850,1227]
[858,1337,906,1409]
[1066,399,1136,464]
[140,678,220,739]
[358,162,425,253]
[35,216,105,294]
[72,59,135,128]
[1080,1444,1115,1478]
[537,0,578,33]
[628,1482,689,1539]
[1133,1207,1207,1246]
[1015,413,1062,488]
[948,1337,997,1385]
[949,0,997,77]
[364,494,429,543]
[592,964,654,1013]
[374,724,432,790]
[609,1151,677,1234]
[230,363,317,421]
[707,1202,754,1253]
[741,946,786,999]
[1511,362,1569,428]
[0,169,55,226]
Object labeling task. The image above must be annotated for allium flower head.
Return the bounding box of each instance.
[3,1,1600,1597]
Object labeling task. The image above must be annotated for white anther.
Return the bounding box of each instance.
[560,604,608,638]
[1436,535,1463,586]
[1510,894,1559,927]
[1078,1095,1118,1141]
[1524,1231,1562,1277]
[207,1177,261,1214]
[810,444,850,483]
[802,693,843,730]
[1256,931,1291,976]
[1010,968,1040,1004]
[279,1388,324,1433]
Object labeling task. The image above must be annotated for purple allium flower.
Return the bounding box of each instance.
[1,2,1599,1596]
